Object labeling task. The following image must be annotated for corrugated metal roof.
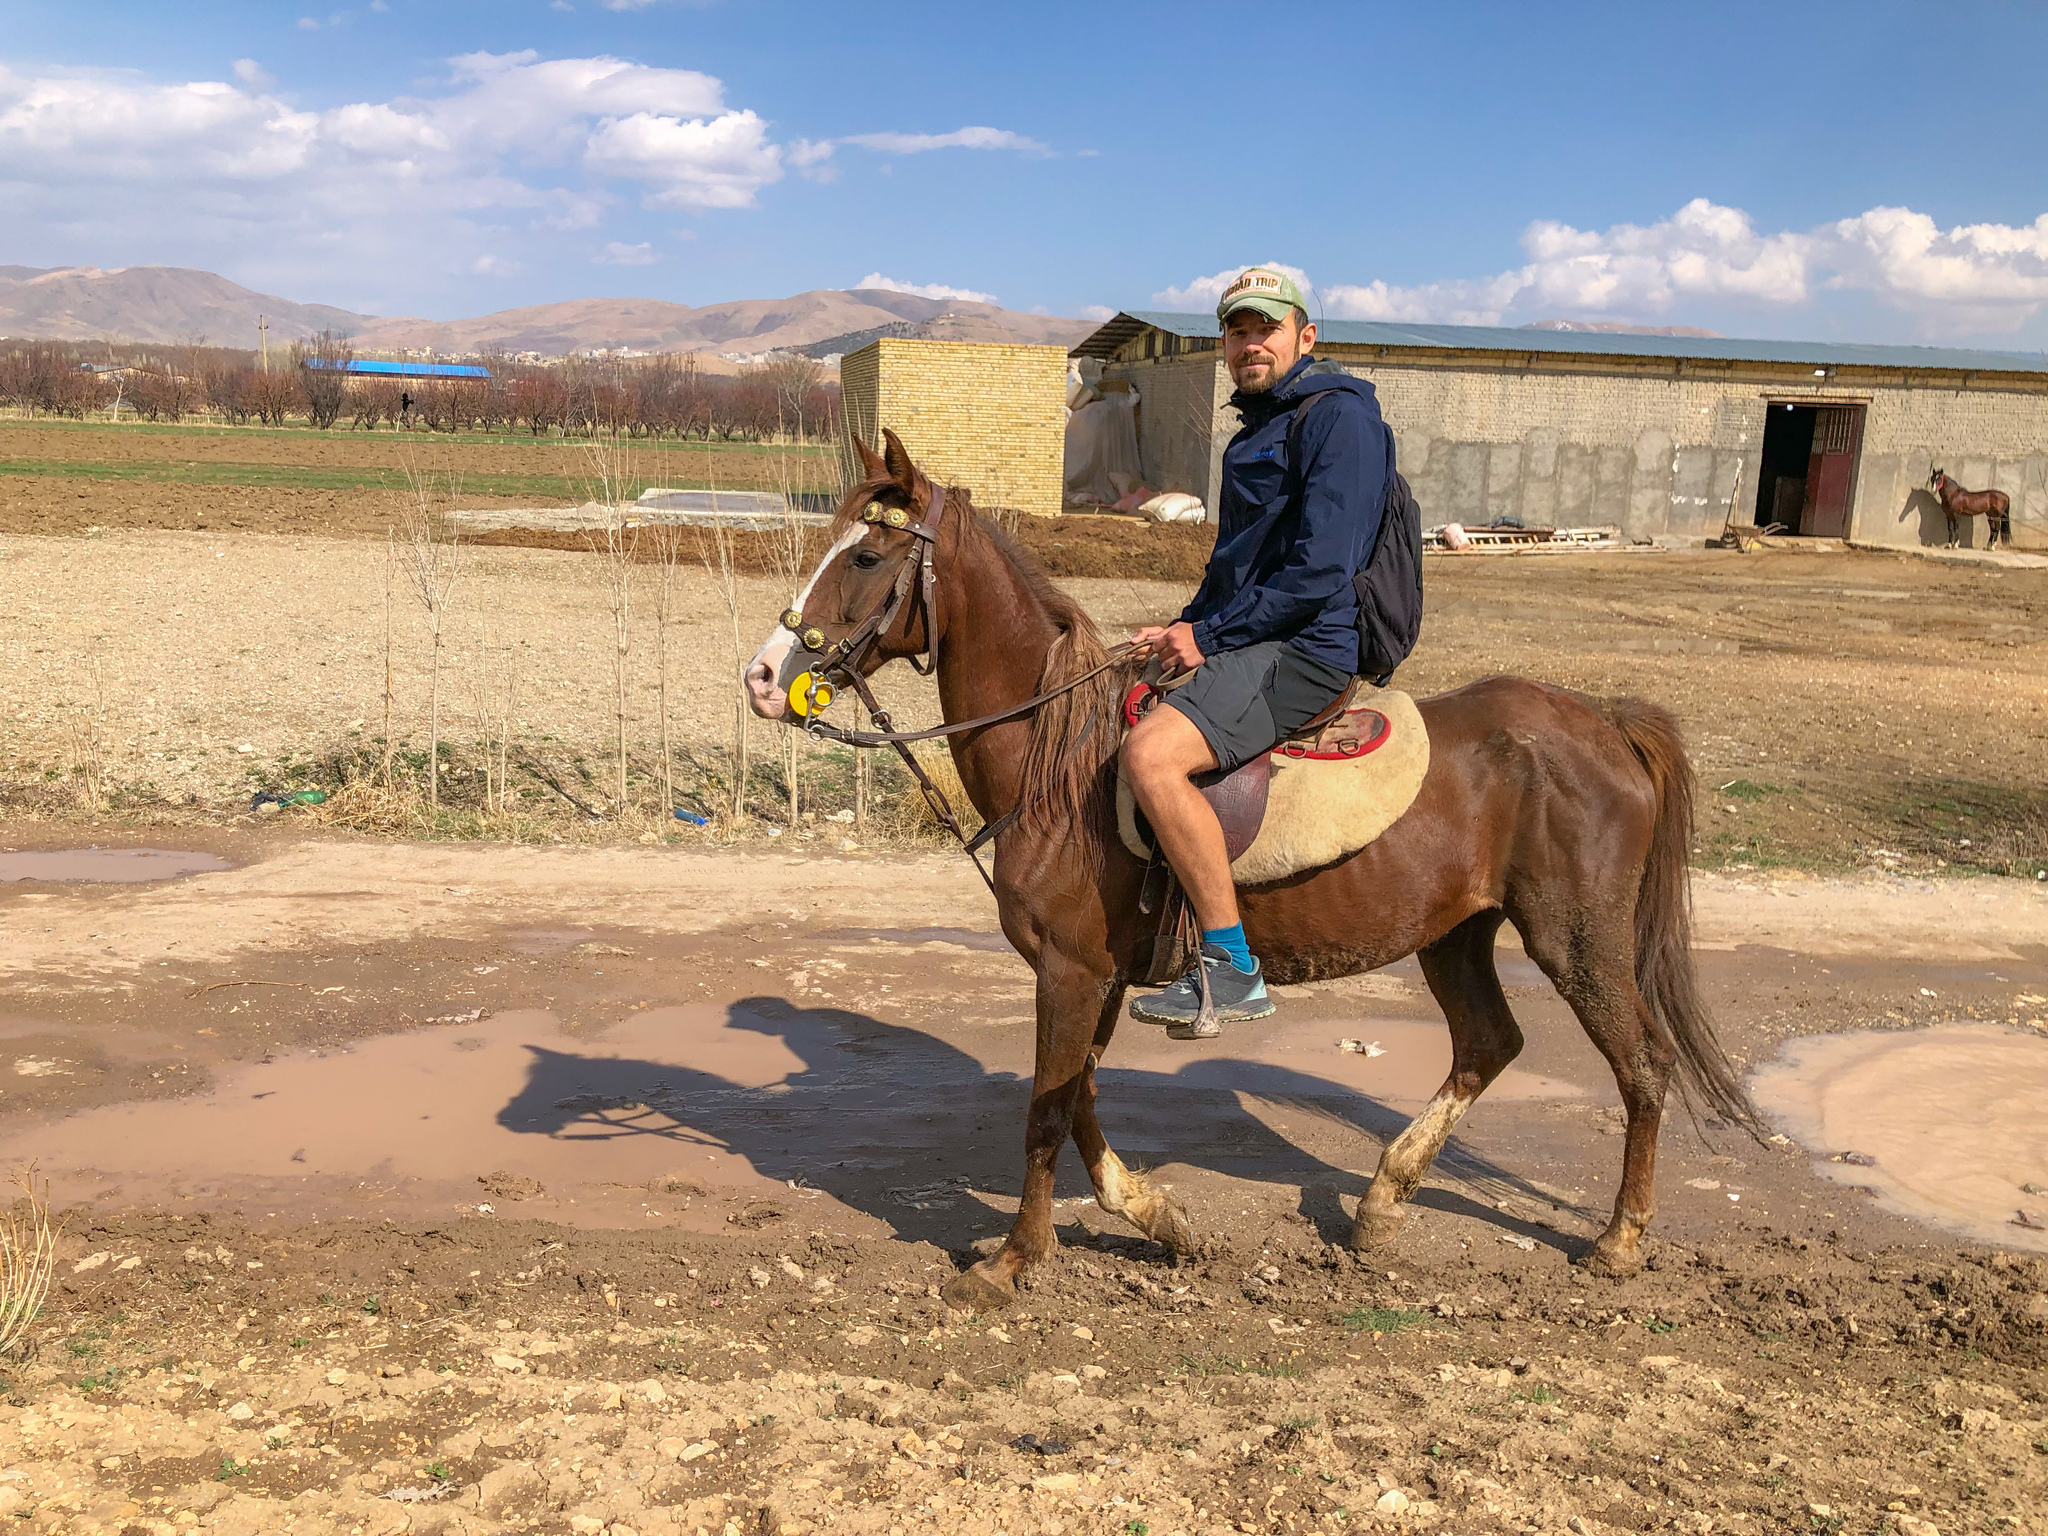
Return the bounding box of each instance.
[1072,309,2048,376]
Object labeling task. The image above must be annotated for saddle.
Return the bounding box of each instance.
[1118,665,1430,985]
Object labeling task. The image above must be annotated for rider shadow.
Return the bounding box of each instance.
[495,994,1596,1261]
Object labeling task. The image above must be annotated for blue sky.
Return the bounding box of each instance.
[6,0,2047,345]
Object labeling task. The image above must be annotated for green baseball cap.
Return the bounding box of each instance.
[1215,265,1308,323]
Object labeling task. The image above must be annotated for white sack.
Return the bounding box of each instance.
[1138,491,1207,524]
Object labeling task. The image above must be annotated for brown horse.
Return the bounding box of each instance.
[746,431,1755,1311]
[1930,468,2012,548]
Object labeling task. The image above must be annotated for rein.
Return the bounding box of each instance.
[773,479,1137,891]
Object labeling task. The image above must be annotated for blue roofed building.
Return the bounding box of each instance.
[301,358,491,381]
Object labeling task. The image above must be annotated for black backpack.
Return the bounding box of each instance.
[1285,392,1424,686]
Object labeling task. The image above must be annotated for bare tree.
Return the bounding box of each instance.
[469,609,521,818]
[581,438,638,815]
[396,466,466,810]
[759,352,824,440]
[693,507,751,826]
[65,649,110,813]
[648,520,688,816]
[379,533,397,785]
[765,496,813,827]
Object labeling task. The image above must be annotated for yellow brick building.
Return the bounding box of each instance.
[838,339,1067,520]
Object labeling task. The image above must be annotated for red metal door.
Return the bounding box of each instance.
[1802,406,1863,538]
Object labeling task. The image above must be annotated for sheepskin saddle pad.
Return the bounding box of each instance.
[1117,685,1431,886]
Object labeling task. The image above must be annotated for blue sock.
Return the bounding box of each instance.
[1202,922,1254,973]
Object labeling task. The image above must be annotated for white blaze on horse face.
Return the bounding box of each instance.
[745,523,866,718]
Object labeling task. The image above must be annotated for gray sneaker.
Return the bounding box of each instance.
[1130,943,1275,1038]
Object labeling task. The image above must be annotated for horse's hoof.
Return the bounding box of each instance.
[1348,1204,1405,1251]
[941,1262,1016,1313]
[1152,1198,1197,1256]
[1581,1240,1644,1279]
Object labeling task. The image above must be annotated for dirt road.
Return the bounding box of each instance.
[0,840,2043,1535]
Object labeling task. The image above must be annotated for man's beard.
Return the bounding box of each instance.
[1230,357,1281,393]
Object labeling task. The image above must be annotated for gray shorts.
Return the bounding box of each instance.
[1162,640,1353,772]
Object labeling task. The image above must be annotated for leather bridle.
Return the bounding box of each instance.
[777,478,949,704]
[770,478,1134,891]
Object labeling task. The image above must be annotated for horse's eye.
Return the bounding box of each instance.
[852,549,884,570]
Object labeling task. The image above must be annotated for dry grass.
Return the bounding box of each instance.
[884,744,982,845]
[302,780,552,842]
[0,1167,56,1358]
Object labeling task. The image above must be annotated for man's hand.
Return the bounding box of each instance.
[1131,621,1206,675]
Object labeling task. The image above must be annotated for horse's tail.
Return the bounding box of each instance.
[1605,698,1762,1135]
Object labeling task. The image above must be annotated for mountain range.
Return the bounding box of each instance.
[0,262,1727,356]
[0,264,1097,357]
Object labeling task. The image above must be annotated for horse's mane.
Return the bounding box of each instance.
[833,474,1138,843]
[979,515,1140,841]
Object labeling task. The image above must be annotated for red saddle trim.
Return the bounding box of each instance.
[1273,708,1393,762]
[1122,681,1158,729]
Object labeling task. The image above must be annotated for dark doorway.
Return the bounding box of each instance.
[1754,403,1865,537]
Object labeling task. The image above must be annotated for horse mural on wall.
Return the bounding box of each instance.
[744,430,1758,1312]
[1929,468,2012,549]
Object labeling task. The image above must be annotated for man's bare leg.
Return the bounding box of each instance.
[1122,705,1274,1032]
[1123,706,1235,929]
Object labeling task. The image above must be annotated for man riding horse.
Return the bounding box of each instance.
[1125,266,1394,1032]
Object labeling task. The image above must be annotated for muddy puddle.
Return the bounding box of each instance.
[0,975,1584,1231]
[1751,1023,2048,1251]
[0,848,231,883]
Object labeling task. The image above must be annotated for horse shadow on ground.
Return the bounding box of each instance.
[496,994,1595,1263]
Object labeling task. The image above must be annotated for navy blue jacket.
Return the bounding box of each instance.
[1179,356,1391,675]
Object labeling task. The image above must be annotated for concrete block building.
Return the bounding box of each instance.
[1071,314,2048,549]
[838,338,1068,520]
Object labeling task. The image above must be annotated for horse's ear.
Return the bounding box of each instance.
[852,435,888,483]
[880,428,923,496]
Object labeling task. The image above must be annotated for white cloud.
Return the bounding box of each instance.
[583,108,780,209]
[595,240,656,265]
[1155,200,2048,335]
[785,125,1045,183]
[0,52,800,296]
[838,126,1047,156]
[1821,206,2048,327]
[853,273,998,304]
[1077,304,1116,321]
